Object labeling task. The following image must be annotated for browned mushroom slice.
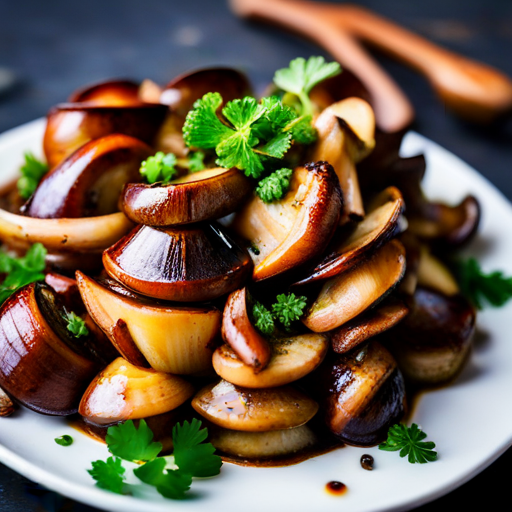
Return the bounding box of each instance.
[330,296,409,354]
[221,287,271,372]
[0,209,133,253]
[121,167,253,226]
[383,287,475,385]
[68,79,141,105]
[43,102,167,168]
[76,271,221,375]
[79,357,194,425]
[156,67,252,155]
[303,239,406,332]
[103,222,252,302]
[192,380,318,432]
[416,245,459,296]
[232,161,341,282]
[209,424,317,459]
[0,387,16,417]
[396,231,421,297]
[24,134,151,219]
[312,97,375,223]
[311,341,405,444]
[213,334,328,388]
[294,186,404,286]
[0,282,114,416]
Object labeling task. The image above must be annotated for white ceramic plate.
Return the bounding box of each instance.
[0,119,511,512]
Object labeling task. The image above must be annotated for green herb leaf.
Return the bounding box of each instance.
[140,152,179,184]
[88,456,126,494]
[0,243,47,305]
[286,115,317,145]
[64,311,89,338]
[134,458,192,500]
[273,56,341,117]
[379,423,437,464]
[271,292,308,329]
[172,418,222,478]
[17,152,49,199]
[252,301,275,335]
[454,257,512,309]
[54,435,73,447]
[255,168,293,203]
[187,150,206,172]
[106,419,163,462]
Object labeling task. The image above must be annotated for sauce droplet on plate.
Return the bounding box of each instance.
[326,481,347,495]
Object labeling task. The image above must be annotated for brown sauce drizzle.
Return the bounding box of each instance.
[325,481,347,496]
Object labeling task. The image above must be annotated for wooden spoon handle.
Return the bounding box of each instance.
[230,0,414,133]
[300,3,512,123]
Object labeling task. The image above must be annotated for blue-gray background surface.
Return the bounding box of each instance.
[0,0,511,510]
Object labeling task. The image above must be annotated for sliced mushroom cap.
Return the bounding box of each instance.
[303,239,406,332]
[76,271,221,375]
[330,296,409,354]
[79,357,195,425]
[221,287,271,372]
[294,186,404,286]
[213,334,328,388]
[416,245,459,296]
[121,167,253,226]
[232,161,342,282]
[383,287,476,385]
[210,424,317,460]
[43,102,168,168]
[0,387,16,417]
[68,79,141,106]
[192,380,318,432]
[312,97,375,223]
[0,282,112,416]
[24,134,151,219]
[103,222,253,302]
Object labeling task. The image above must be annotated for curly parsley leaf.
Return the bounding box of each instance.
[274,56,341,117]
[140,152,179,184]
[0,243,47,305]
[134,458,192,500]
[17,152,49,199]
[271,293,308,329]
[454,257,512,310]
[88,457,126,494]
[256,168,293,203]
[64,311,89,338]
[172,418,222,478]
[252,301,275,336]
[106,419,163,462]
[379,423,437,464]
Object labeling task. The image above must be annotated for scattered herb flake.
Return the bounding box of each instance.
[255,168,293,203]
[17,152,48,199]
[54,435,73,447]
[64,311,89,338]
[379,423,437,464]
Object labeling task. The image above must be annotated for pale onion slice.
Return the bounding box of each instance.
[416,245,459,296]
[76,271,221,375]
[212,334,328,388]
[192,380,318,432]
[303,239,406,332]
[79,357,194,425]
[210,424,317,459]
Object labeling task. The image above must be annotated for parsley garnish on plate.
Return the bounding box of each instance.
[17,152,48,199]
[89,418,221,499]
[0,243,47,305]
[64,311,89,338]
[453,257,512,309]
[379,423,437,464]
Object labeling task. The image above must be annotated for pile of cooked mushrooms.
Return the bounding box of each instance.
[0,62,479,463]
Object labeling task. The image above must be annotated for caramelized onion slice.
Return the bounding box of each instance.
[295,186,404,286]
[103,222,253,302]
[79,357,194,425]
[213,334,328,388]
[121,167,253,226]
[303,239,406,332]
[192,380,318,432]
[232,161,341,282]
[76,271,221,375]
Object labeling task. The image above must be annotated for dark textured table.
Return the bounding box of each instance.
[0,0,511,511]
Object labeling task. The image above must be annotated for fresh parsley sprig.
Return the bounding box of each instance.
[273,56,341,118]
[140,152,178,184]
[64,311,89,338]
[379,423,437,464]
[0,243,47,305]
[252,302,275,335]
[252,292,308,335]
[453,257,512,310]
[17,152,48,199]
[255,168,293,203]
[89,418,222,499]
